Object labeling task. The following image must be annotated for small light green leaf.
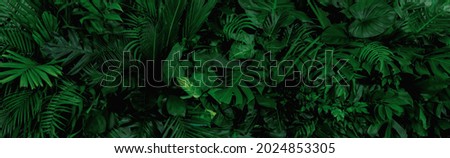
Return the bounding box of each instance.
[177,77,202,99]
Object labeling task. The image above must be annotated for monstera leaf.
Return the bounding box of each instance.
[348,0,396,38]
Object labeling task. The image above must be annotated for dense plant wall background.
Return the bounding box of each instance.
[1,0,450,138]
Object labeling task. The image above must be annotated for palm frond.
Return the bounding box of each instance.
[183,0,217,40]
[0,90,42,137]
[40,81,84,137]
[0,0,40,29]
[0,50,62,89]
[31,11,58,46]
[140,23,160,59]
[135,0,159,20]
[0,28,34,54]
[123,6,165,59]
[41,32,93,75]
[160,0,187,47]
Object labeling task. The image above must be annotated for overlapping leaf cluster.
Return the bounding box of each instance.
[0,0,449,137]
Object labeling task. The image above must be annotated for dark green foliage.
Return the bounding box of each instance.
[1,0,450,138]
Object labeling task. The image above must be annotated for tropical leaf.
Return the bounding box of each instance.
[229,41,255,60]
[307,0,331,28]
[41,32,94,75]
[163,43,186,83]
[397,0,450,35]
[162,107,228,138]
[40,81,83,137]
[166,95,187,117]
[160,0,186,47]
[84,110,107,135]
[0,0,449,138]
[183,0,217,40]
[32,11,58,46]
[223,14,256,42]
[348,0,396,38]
[0,28,34,53]
[0,0,40,29]
[262,12,297,38]
[177,77,202,99]
[423,48,450,79]
[358,42,399,77]
[0,90,42,137]
[239,0,296,27]
[78,0,124,34]
[321,24,349,45]
[317,0,353,8]
[0,50,62,89]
